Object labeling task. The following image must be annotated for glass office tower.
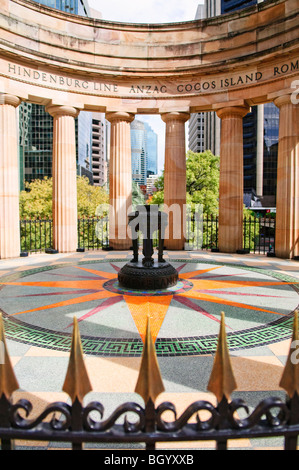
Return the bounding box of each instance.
[144,122,158,177]
[221,0,256,13]
[20,0,93,187]
[32,0,90,16]
[131,120,147,186]
[219,0,278,203]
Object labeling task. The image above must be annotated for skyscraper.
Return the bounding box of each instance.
[188,5,220,158]
[32,0,90,16]
[144,122,158,177]
[20,0,94,187]
[130,120,158,186]
[18,102,32,191]
[198,0,279,206]
[131,120,147,186]
[91,113,108,187]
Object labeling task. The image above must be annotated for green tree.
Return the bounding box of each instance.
[19,176,109,219]
[132,181,145,208]
[186,150,220,214]
[148,150,220,214]
[76,176,109,217]
[19,177,53,219]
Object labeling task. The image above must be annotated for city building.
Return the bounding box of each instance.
[200,0,279,207]
[33,0,90,16]
[20,0,94,187]
[91,113,108,187]
[188,6,220,158]
[18,102,32,191]
[146,174,159,196]
[144,122,158,177]
[131,120,147,186]
[188,111,220,156]
[130,120,158,186]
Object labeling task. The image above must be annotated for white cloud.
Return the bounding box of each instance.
[88,0,203,23]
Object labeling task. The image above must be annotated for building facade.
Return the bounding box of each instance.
[189,5,221,158]
[20,0,94,187]
[33,0,90,15]
[202,0,279,206]
[131,120,147,186]
[144,122,158,177]
[91,113,108,187]
[131,120,158,185]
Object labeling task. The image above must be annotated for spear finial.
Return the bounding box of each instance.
[207,312,237,402]
[135,315,165,404]
[62,317,92,404]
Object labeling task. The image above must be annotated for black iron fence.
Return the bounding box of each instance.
[20,218,53,254]
[0,311,298,451]
[185,214,276,255]
[20,215,276,256]
[77,216,109,251]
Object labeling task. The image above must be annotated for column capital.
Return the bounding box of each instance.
[216,105,250,119]
[106,111,135,123]
[161,112,190,123]
[45,105,80,118]
[273,93,294,109]
[0,94,21,108]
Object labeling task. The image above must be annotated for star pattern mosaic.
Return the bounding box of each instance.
[0,259,298,357]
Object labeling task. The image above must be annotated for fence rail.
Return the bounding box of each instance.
[0,311,298,451]
[20,215,276,256]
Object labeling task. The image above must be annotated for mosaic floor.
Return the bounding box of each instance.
[0,250,298,450]
[0,258,298,357]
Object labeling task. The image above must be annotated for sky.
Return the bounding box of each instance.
[88,0,204,174]
[88,0,203,24]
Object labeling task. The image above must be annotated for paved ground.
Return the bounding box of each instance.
[0,249,298,450]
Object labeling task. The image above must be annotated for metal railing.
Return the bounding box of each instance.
[185,214,276,255]
[19,215,276,255]
[20,218,53,254]
[0,311,298,451]
[77,216,109,251]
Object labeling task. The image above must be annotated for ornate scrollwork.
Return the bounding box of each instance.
[156,400,220,432]
[228,398,290,429]
[82,401,145,433]
[10,399,72,430]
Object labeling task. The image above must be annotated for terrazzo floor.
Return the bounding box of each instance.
[0,249,298,450]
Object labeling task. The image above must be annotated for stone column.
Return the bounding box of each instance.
[0,94,21,259]
[106,111,135,250]
[161,112,190,250]
[273,94,299,259]
[216,105,250,253]
[46,105,79,253]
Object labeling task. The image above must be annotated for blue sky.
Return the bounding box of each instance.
[88,0,204,174]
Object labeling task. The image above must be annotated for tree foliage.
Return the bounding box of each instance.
[148,150,220,214]
[132,181,146,208]
[19,176,109,219]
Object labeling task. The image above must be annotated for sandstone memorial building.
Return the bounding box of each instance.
[0,0,298,259]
